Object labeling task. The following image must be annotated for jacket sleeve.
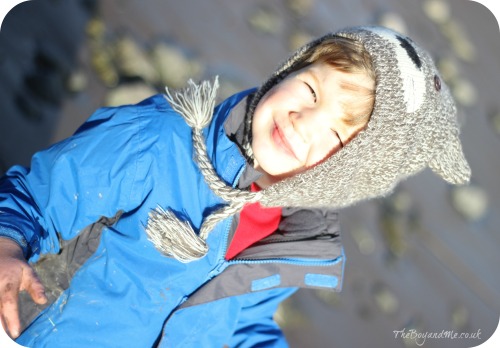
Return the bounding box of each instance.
[227,287,297,348]
[0,101,153,261]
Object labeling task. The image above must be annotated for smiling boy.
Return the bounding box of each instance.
[252,38,375,186]
[0,26,469,347]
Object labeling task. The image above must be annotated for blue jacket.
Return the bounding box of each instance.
[0,90,344,347]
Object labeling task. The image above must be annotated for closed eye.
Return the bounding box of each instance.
[305,82,317,103]
[331,129,344,148]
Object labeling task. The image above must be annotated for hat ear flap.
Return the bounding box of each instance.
[428,134,471,185]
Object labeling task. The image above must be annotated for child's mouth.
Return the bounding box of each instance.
[272,123,299,160]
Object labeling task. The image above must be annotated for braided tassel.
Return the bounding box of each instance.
[146,207,208,263]
[145,78,260,262]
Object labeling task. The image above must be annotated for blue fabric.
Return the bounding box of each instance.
[304,273,339,288]
[0,90,293,347]
[160,288,297,348]
[251,274,282,291]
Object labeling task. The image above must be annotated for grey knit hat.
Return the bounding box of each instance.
[146,26,471,262]
[253,26,471,208]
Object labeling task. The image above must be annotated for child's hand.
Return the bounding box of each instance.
[0,238,47,339]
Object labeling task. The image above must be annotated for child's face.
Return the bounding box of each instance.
[252,62,373,187]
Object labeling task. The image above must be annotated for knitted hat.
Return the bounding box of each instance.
[252,26,471,208]
[146,26,471,262]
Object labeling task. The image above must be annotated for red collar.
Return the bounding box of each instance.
[225,183,282,260]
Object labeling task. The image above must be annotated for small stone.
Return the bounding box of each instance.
[113,37,159,85]
[151,42,203,89]
[286,0,315,17]
[390,190,414,214]
[65,69,87,94]
[450,303,469,330]
[100,69,120,88]
[490,109,500,136]
[372,283,399,315]
[247,5,283,35]
[450,35,476,63]
[379,206,408,259]
[439,20,476,63]
[450,184,489,221]
[104,82,158,107]
[313,288,341,307]
[377,12,408,35]
[275,297,308,328]
[288,30,315,51]
[451,78,477,107]
[422,0,451,24]
[350,226,376,255]
[437,56,460,82]
[86,17,106,39]
[400,317,425,347]
[90,44,119,87]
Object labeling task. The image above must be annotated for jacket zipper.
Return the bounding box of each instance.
[210,164,342,274]
[207,163,247,279]
[229,255,343,267]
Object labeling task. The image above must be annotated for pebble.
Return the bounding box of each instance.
[247,5,283,35]
[65,69,88,94]
[422,0,451,24]
[89,44,119,87]
[451,77,478,107]
[437,56,460,82]
[449,33,476,63]
[372,283,399,315]
[379,205,409,259]
[450,184,489,221]
[288,30,315,51]
[313,288,341,307]
[114,37,159,85]
[423,1,476,63]
[376,12,408,35]
[274,298,307,328]
[390,190,414,214]
[86,17,106,40]
[86,16,120,87]
[439,20,476,62]
[490,109,500,136]
[104,82,158,107]
[151,42,204,89]
[350,226,376,255]
[286,0,315,17]
[450,303,469,330]
[401,319,424,347]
